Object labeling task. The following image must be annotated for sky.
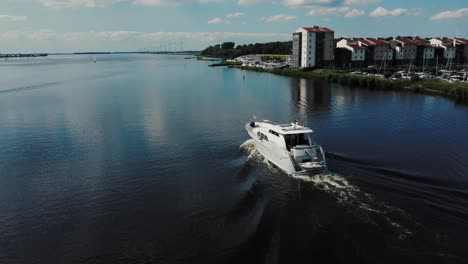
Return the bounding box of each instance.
[0,0,467,53]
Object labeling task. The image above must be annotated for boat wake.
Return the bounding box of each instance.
[239,139,256,156]
[239,139,281,173]
[293,173,414,239]
[240,139,415,240]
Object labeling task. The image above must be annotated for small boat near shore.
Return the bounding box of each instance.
[245,120,327,175]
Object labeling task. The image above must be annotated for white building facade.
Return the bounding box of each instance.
[430,38,456,59]
[292,26,334,68]
[391,39,418,61]
[337,38,365,61]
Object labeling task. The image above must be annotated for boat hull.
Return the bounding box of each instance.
[246,123,325,175]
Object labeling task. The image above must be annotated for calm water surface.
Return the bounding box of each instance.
[1,55,468,264]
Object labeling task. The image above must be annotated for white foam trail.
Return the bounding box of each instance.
[239,139,413,239]
[240,139,281,173]
[292,173,360,203]
[292,173,413,239]
[240,139,256,155]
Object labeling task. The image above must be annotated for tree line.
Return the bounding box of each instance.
[200,41,292,59]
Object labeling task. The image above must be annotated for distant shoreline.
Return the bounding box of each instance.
[234,66,468,105]
[1,51,200,58]
[1,53,48,58]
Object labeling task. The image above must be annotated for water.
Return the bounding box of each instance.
[1,54,468,264]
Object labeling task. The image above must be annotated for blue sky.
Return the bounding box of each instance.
[0,0,467,52]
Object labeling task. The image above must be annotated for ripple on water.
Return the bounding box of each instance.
[240,139,415,240]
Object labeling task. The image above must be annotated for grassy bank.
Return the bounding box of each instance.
[209,61,242,67]
[235,66,468,104]
[257,54,288,62]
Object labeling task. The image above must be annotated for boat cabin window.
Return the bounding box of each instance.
[284,133,310,151]
[257,132,269,142]
[269,130,279,137]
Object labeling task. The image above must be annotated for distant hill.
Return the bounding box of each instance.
[200,41,292,59]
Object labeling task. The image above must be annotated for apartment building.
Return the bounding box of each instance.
[391,39,418,65]
[292,26,334,68]
[357,38,393,65]
[335,38,366,67]
[430,38,456,62]
[453,38,468,64]
[412,39,435,67]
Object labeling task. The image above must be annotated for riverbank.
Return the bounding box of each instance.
[209,61,242,67]
[236,66,468,104]
[1,53,48,58]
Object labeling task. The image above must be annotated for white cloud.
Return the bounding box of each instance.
[0,30,23,41]
[208,17,227,24]
[344,8,364,18]
[133,0,220,6]
[238,0,269,5]
[369,6,408,17]
[0,15,28,22]
[226,12,245,18]
[0,30,291,52]
[261,14,296,22]
[283,0,336,8]
[38,0,123,9]
[344,0,380,5]
[307,6,350,16]
[430,8,468,21]
[29,29,57,40]
[37,0,220,9]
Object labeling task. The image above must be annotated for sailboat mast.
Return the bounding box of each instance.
[383,50,387,76]
[408,56,413,74]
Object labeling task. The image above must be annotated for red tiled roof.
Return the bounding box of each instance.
[366,38,388,45]
[349,45,365,50]
[454,38,468,44]
[358,38,373,46]
[302,27,334,33]
[412,39,430,45]
[432,38,452,44]
[395,38,418,45]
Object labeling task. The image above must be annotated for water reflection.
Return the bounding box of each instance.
[0,55,468,264]
[289,78,332,117]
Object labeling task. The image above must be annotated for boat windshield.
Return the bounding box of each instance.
[284,133,310,151]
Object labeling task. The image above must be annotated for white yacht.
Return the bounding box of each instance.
[245,120,327,175]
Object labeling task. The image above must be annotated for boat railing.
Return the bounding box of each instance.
[281,126,310,132]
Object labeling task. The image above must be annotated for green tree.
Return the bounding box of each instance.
[221,42,235,49]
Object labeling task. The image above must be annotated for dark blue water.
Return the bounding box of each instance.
[1,55,468,264]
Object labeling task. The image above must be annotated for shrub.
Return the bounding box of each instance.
[410,75,420,82]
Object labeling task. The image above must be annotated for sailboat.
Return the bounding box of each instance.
[401,56,414,80]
